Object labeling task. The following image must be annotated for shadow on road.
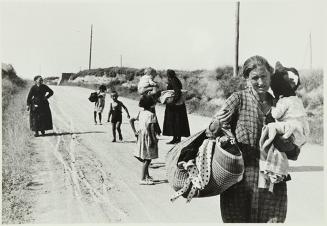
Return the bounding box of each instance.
[289,165,324,172]
[42,131,105,136]
[153,179,168,185]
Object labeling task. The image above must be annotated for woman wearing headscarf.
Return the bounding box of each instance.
[162,69,190,144]
[206,56,288,223]
[26,75,54,137]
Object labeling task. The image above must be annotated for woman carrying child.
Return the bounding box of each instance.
[130,95,161,185]
[94,85,107,125]
[107,91,130,142]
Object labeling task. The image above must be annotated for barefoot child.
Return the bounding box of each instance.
[94,85,107,125]
[129,95,161,185]
[107,91,130,142]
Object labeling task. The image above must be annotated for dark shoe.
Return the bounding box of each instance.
[112,139,116,142]
[166,139,177,144]
[118,134,123,141]
[41,130,45,135]
[34,132,39,137]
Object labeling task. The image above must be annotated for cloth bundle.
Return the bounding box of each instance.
[159,90,187,105]
[166,129,244,202]
[259,125,289,192]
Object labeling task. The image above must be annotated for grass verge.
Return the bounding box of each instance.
[2,81,35,223]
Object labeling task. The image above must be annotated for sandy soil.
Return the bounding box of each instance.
[27,85,324,223]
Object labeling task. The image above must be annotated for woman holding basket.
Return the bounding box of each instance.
[206,56,288,223]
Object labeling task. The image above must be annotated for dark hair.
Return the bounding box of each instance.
[139,95,154,109]
[34,75,42,81]
[241,55,274,78]
[271,73,296,98]
[99,84,107,92]
[167,69,176,78]
[111,91,118,97]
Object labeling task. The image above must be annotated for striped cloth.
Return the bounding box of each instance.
[259,125,289,192]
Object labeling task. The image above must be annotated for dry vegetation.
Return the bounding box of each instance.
[2,65,34,223]
[51,66,323,144]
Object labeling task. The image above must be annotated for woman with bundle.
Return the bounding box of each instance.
[162,69,190,144]
[206,56,288,223]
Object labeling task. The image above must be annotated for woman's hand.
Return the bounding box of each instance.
[26,106,30,111]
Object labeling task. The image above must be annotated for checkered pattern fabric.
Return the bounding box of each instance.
[209,88,287,223]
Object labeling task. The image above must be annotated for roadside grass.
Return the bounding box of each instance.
[2,80,34,223]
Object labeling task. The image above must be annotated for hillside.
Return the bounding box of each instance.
[50,66,323,144]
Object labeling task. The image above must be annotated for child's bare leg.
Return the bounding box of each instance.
[94,111,97,124]
[141,160,151,180]
[111,122,117,142]
[117,121,122,140]
[98,113,102,124]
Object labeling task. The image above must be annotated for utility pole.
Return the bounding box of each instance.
[120,55,123,68]
[234,1,240,77]
[89,24,93,70]
[309,32,312,71]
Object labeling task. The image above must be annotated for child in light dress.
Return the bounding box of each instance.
[262,72,310,148]
[137,67,159,95]
[129,95,161,185]
[107,91,130,142]
[94,85,107,125]
[259,70,309,188]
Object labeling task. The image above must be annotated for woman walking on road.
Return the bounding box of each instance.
[162,69,190,144]
[27,75,54,137]
[94,85,107,125]
[206,56,289,223]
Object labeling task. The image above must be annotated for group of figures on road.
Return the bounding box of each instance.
[26,55,309,223]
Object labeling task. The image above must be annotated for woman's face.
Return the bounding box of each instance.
[248,66,271,94]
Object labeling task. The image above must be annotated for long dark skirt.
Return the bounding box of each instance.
[220,160,287,223]
[30,104,53,131]
[162,103,190,137]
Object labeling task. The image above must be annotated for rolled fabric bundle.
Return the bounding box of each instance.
[166,128,244,198]
[160,89,187,105]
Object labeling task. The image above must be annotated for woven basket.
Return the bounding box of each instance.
[166,129,244,198]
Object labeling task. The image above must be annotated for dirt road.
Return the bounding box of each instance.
[28,86,324,223]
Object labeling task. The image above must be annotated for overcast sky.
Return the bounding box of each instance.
[0,0,324,79]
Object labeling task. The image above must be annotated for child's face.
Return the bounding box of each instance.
[111,95,118,100]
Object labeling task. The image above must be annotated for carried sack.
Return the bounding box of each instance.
[88,92,98,102]
[160,89,187,105]
[166,128,244,199]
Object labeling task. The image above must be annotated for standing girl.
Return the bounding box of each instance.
[107,91,130,142]
[94,85,107,125]
[130,95,161,185]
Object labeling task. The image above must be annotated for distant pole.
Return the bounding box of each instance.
[120,55,123,68]
[234,1,240,77]
[309,32,312,71]
[89,24,93,70]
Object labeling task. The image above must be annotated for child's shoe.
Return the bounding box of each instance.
[139,179,154,185]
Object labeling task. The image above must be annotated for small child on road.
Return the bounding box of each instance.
[129,95,161,185]
[107,91,130,142]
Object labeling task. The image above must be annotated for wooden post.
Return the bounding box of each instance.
[120,55,122,68]
[89,24,93,70]
[234,1,240,77]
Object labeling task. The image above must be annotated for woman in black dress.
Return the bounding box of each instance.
[27,75,54,137]
[162,69,190,144]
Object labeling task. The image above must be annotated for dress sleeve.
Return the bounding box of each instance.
[206,92,240,138]
[27,86,34,105]
[45,85,54,99]
[271,98,288,120]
